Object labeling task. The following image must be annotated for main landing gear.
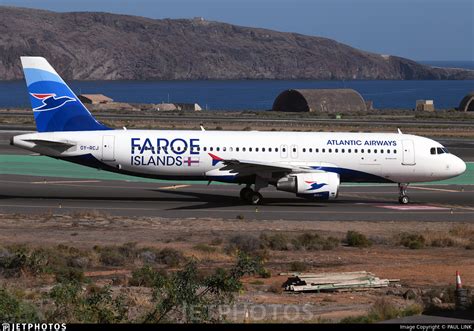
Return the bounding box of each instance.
[240,185,263,205]
[398,183,410,204]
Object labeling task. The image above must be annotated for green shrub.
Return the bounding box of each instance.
[193,244,217,253]
[430,238,454,247]
[258,268,271,278]
[210,237,223,246]
[99,249,127,266]
[341,298,421,323]
[260,233,290,250]
[0,287,40,322]
[289,261,308,272]
[346,231,372,248]
[225,234,261,254]
[293,233,339,251]
[129,265,165,287]
[156,248,184,267]
[399,233,426,249]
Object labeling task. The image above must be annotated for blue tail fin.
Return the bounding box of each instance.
[20,56,110,132]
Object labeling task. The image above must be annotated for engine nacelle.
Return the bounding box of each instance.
[276,172,340,200]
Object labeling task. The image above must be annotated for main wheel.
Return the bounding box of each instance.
[249,192,263,205]
[240,187,253,202]
[398,195,409,204]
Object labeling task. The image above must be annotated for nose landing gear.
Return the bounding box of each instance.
[398,183,410,204]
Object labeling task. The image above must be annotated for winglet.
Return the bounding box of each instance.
[397,128,403,134]
[208,153,223,166]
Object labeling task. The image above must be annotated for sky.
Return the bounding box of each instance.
[2,0,473,61]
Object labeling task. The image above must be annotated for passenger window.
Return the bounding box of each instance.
[335,149,338,153]
[380,149,383,154]
[210,147,213,151]
[348,149,351,153]
[393,149,397,154]
[303,148,306,152]
[316,148,319,153]
[223,147,226,151]
[249,147,253,152]
[329,149,332,153]
[256,148,259,152]
[430,147,436,155]
[216,147,220,151]
[293,148,296,152]
[322,148,326,153]
[342,149,345,153]
[354,149,358,153]
[387,149,390,154]
[262,148,265,152]
[282,148,286,152]
[203,147,207,151]
[269,148,272,152]
[243,147,246,152]
[229,147,233,152]
[374,149,377,154]
[309,148,312,153]
[361,149,364,153]
[236,147,239,152]
[275,148,279,152]
[368,149,371,153]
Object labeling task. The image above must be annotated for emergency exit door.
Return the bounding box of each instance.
[101,135,115,161]
[401,139,415,165]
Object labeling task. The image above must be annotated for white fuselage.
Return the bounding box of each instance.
[13,130,466,184]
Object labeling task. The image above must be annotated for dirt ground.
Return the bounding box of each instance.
[0,212,472,322]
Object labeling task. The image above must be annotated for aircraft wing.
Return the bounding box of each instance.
[208,153,320,176]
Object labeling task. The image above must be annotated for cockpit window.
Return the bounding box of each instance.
[430,147,436,155]
[442,147,449,154]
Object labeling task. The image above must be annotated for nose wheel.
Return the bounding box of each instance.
[240,186,263,205]
[398,183,410,204]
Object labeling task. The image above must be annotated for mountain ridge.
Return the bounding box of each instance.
[1,6,473,80]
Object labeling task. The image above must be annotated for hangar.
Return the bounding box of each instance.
[458,92,474,112]
[272,89,367,113]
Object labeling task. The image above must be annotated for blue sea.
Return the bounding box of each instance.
[0,61,472,111]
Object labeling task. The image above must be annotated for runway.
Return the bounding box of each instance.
[1,129,474,221]
[1,174,473,221]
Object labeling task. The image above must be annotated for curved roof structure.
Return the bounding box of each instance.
[458,92,474,112]
[272,89,367,113]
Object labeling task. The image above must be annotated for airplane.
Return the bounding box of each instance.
[11,57,467,205]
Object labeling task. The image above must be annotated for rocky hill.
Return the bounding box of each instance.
[1,6,472,80]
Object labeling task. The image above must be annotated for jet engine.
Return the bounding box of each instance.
[276,172,340,200]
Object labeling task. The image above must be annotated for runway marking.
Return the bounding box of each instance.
[31,180,101,184]
[1,203,472,214]
[159,184,191,190]
[377,205,450,211]
[410,186,461,193]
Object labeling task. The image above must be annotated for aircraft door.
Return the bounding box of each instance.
[280,145,288,158]
[401,139,415,165]
[101,135,115,161]
[290,144,298,159]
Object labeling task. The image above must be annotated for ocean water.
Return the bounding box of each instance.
[0,61,472,110]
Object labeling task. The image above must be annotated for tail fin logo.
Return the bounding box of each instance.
[30,93,76,112]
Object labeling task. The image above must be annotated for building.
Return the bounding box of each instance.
[272,89,367,113]
[78,94,113,104]
[458,92,474,112]
[415,100,435,112]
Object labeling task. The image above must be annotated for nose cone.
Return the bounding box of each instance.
[452,156,466,176]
